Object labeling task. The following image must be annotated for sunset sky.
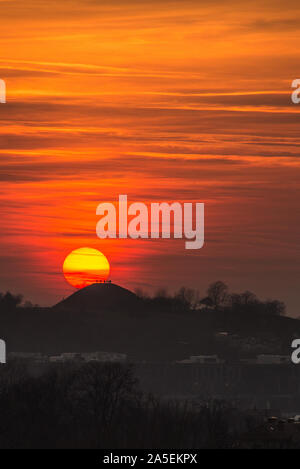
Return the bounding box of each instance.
[0,0,300,313]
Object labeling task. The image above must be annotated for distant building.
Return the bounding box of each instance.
[9,350,127,363]
[215,331,229,337]
[49,355,65,363]
[9,352,47,363]
[256,355,290,364]
[81,351,126,362]
[49,353,83,362]
[177,354,224,364]
[240,355,291,365]
[60,352,82,360]
[49,351,127,363]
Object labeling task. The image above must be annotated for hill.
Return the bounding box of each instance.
[53,282,139,313]
[0,283,299,361]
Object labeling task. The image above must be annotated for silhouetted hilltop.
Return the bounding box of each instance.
[1,283,300,361]
[53,283,139,313]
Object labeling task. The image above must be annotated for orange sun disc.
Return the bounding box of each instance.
[63,247,110,289]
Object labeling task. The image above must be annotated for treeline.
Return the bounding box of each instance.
[0,291,23,312]
[0,281,286,317]
[0,361,236,449]
[0,291,39,312]
[136,281,286,316]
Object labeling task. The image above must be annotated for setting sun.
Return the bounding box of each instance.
[63,247,110,289]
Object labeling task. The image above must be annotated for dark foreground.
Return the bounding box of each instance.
[0,361,299,449]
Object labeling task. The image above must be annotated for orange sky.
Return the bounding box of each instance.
[0,0,300,313]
